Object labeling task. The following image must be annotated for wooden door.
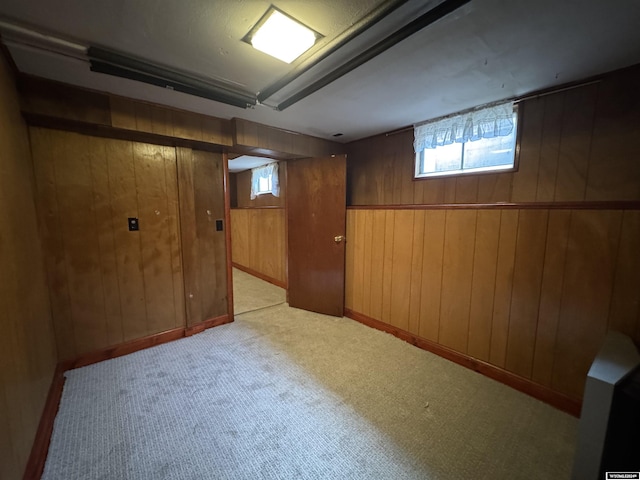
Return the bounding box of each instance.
[287,154,347,317]
[177,148,228,326]
[30,129,185,359]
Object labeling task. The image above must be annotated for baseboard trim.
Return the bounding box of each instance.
[232,262,287,289]
[59,327,184,371]
[344,308,582,417]
[23,365,66,480]
[25,314,231,478]
[185,314,233,336]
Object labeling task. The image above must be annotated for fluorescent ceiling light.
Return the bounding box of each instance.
[248,8,318,64]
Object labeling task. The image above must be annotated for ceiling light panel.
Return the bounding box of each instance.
[245,7,321,64]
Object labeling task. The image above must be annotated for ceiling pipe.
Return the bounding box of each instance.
[0,18,86,59]
[257,0,412,103]
[88,46,256,109]
[276,0,471,111]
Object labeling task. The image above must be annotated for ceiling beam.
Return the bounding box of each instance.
[276,0,471,111]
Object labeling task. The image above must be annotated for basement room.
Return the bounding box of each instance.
[1,0,640,479]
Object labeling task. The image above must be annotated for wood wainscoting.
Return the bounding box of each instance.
[231,208,287,287]
[0,52,58,480]
[30,128,230,361]
[345,206,640,407]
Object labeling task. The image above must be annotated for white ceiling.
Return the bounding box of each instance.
[229,155,277,173]
[1,0,640,144]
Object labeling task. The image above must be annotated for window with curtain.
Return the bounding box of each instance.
[250,162,280,199]
[413,101,518,178]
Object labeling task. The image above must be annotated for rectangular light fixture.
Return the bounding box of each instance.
[244,7,320,64]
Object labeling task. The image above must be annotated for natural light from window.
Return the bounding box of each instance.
[414,102,518,178]
[250,162,280,199]
[257,174,273,194]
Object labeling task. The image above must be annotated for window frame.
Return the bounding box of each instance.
[413,104,522,181]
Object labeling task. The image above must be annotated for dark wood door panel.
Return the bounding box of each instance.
[288,154,347,317]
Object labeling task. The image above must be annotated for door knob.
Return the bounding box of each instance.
[334,235,345,243]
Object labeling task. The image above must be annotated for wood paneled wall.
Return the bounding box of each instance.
[344,65,640,404]
[233,118,344,160]
[345,208,640,400]
[30,128,186,360]
[231,208,286,285]
[19,76,345,160]
[0,54,57,480]
[110,95,232,146]
[347,67,640,206]
[177,148,228,325]
[232,166,286,208]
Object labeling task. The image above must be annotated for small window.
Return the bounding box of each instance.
[250,162,280,199]
[257,174,273,194]
[414,102,518,178]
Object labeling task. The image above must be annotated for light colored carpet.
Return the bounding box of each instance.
[43,303,577,479]
[232,267,286,314]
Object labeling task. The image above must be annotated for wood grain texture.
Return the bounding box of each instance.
[389,210,414,331]
[535,93,565,202]
[532,210,571,386]
[609,211,640,341]
[19,76,235,149]
[489,210,519,368]
[23,365,65,480]
[438,210,477,352]
[223,153,235,320]
[344,206,640,402]
[110,93,232,147]
[347,65,640,207]
[230,208,286,285]
[344,309,581,417]
[233,118,344,159]
[505,209,548,378]
[586,66,640,201]
[418,210,446,342]
[19,75,111,126]
[31,129,186,359]
[0,55,57,480]
[552,210,623,398]
[177,148,228,326]
[345,59,640,405]
[467,210,501,361]
[288,155,347,317]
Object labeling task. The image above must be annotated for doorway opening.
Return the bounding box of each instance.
[227,154,287,316]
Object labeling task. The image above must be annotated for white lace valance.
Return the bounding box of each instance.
[414,101,515,152]
[250,162,280,199]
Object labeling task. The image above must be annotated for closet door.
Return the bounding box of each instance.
[31,128,184,359]
[176,148,228,326]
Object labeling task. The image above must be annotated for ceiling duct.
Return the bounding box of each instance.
[88,46,256,109]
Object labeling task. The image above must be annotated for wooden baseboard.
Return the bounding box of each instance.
[344,308,582,417]
[23,365,66,480]
[232,262,287,289]
[185,314,233,336]
[59,327,184,371]
[25,314,231,478]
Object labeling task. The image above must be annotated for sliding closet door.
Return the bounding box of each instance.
[31,128,185,360]
[176,148,228,326]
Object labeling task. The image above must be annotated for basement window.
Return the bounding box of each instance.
[250,162,280,199]
[414,102,518,178]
